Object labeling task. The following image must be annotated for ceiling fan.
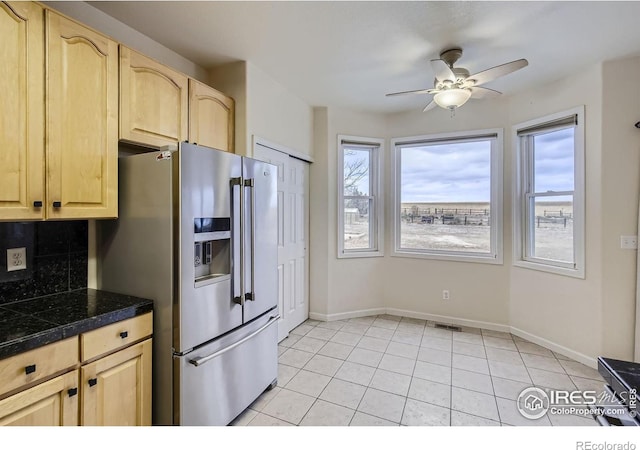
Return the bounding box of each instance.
[386,47,528,113]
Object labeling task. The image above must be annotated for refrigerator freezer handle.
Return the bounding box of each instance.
[231,177,244,305]
[188,315,280,367]
[244,178,256,302]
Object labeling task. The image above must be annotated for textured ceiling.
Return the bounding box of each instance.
[87,1,640,113]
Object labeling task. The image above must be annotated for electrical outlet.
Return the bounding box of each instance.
[620,235,638,250]
[442,290,450,301]
[7,247,27,272]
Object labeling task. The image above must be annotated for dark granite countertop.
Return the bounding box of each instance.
[0,289,153,360]
[599,357,640,394]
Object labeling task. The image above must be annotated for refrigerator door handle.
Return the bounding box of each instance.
[244,178,256,301]
[231,177,244,305]
[188,315,280,367]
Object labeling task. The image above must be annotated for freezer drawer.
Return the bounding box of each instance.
[176,313,279,425]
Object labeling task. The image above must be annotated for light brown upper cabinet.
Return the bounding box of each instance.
[0,4,118,221]
[120,46,189,148]
[0,1,45,220]
[188,79,235,152]
[46,10,119,219]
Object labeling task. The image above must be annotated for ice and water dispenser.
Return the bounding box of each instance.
[193,217,231,287]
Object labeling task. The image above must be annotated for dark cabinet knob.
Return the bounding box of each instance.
[33,201,43,207]
[68,387,78,397]
[25,364,36,375]
[88,378,98,387]
[52,201,62,208]
[119,331,128,339]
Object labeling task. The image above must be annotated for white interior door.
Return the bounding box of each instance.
[253,143,310,341]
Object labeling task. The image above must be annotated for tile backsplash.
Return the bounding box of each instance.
[0,221,88,304]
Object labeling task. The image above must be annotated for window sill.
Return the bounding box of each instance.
[337,250,384,259]
[391,249,503,265]
[512,259,585,279]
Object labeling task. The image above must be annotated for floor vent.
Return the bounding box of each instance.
[434,323,462,332]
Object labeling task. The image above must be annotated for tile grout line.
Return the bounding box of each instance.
[449,335,454,426]
[481,330,503,425]
[269,314,601,427]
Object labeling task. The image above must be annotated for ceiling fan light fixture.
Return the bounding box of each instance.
[433,88,472,110]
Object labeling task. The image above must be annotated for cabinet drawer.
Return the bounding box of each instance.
[81,313,153,362]
[0,338,78,398]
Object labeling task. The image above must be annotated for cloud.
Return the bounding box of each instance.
[534,129,574,192]
[397,128,574,202]
[400,141,491,202]
[344,127,574,204]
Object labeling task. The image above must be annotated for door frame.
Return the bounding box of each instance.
[252,136,314,164]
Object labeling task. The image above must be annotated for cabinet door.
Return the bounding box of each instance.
[46,11,118,219]
[0,370,79,426]
[81,338,152,426]
[188,79,235,152]
[0,2,44,220]
[120,46,188,148]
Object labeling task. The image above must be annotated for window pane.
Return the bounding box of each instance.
[343,148,370,196]
[344,198,372,250]
[533,128,574,193]
[530,195,574,263]
[399,141,492,254]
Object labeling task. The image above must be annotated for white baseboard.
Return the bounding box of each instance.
[309,307,386,322]
[308,307,596,368]
[510,326,597,369]
[385,308,511,334]
[309,307,509,333]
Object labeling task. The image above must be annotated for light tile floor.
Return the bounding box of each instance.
[231,315,605,426]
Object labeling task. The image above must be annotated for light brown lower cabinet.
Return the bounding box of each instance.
[81,338,152,426]
[0,312,153,426]
[0,370,79,426]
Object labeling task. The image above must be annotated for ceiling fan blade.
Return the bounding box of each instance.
[470,86,502,99]
[423,100,437,112]
[385,88,433,97]
[430,59,457,83]
[466,59,528,87]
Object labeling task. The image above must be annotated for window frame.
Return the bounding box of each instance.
[337,135,384,258]
[512,106,585,278]
[390,129,504,264]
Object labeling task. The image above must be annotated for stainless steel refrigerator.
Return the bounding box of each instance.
[98,142,279,425]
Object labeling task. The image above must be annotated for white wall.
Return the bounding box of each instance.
[314,108,389,318]
[600,56,640,359]
[309,101,512,328]
[310,59,640,364]
[507,64,605,360]
[247,63,314,158]
[384,101,511,327]
[209,62,248,156]
[310,108,330,315]
[210,62,313,158]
